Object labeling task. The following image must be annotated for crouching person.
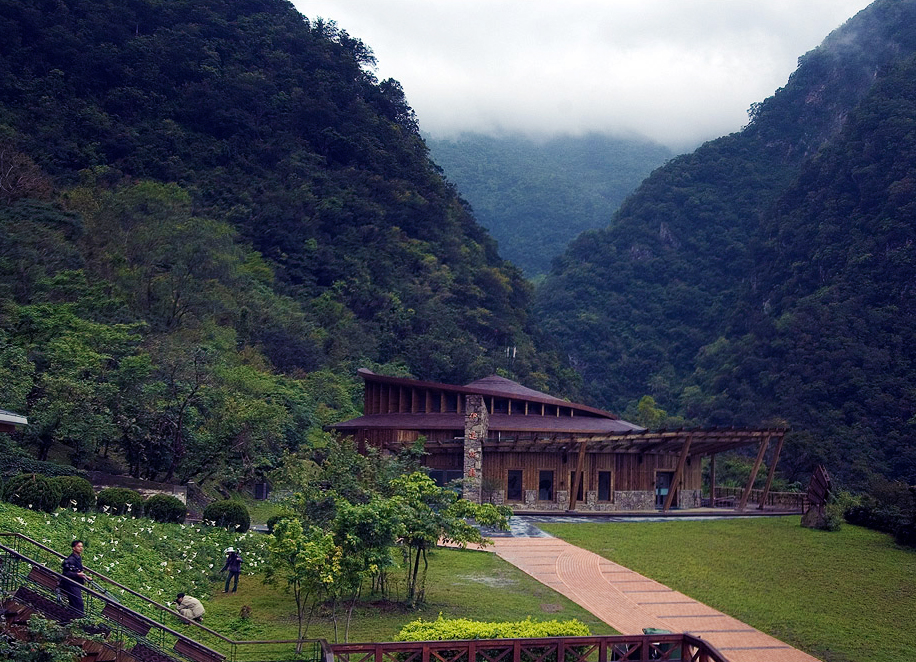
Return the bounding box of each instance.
[175,593,205,623]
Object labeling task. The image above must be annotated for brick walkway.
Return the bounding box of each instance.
[484,536,822,662]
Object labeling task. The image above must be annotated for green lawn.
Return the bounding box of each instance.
[204,546,614,643]
[539,517,916,662]
[0,501,611,647]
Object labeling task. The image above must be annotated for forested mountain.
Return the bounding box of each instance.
[426,133,672,276]
[537,0,916,487]
[0,0,577,484]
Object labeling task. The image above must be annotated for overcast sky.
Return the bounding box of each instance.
[291,1,873,151]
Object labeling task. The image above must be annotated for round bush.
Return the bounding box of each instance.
[202,500,250,532]
[3,473,62,512]
[266,509,298,534]
[53,476,96,511]
[96,487,144,516]
[145,494,187,524]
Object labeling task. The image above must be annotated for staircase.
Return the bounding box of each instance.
[0,532,332,662]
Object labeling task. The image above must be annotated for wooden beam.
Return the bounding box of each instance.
[663,434,693,513]
[568,440,589,511]
[737,435,770,512]
[757,433,786,510]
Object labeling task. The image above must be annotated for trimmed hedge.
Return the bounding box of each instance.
[396,616,591,641]
[53,476,96,511]
[96,487,144,516]
[144,494,187,524]
[3,473,62,512]
[202,500,250,532]
[0,438,86,479]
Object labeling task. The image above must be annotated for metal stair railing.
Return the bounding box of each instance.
[0,532,333,662]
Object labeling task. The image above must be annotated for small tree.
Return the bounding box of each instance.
[391,472,510,606]
[264,518,342,651]
[331,497,400,640]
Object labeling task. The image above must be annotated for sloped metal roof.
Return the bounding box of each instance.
[0,409,28,426]
[356,368,626,420]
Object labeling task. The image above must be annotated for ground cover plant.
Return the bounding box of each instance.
[539,517,916,662]
[0,501,612,646]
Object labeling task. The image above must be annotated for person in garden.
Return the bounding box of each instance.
[61,539,87,617]
[221,546,242,593]
[175,593,205,623]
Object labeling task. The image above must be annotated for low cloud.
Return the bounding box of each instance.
[293,0,872,151]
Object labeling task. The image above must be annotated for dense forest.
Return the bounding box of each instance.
[0,0,577,485]
[3,0,916,494]
[426,133,672,277]
[537,0,916,487]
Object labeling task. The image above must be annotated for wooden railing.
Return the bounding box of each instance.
[0,532,333,662]
[711,487,807,511]
[330,634,729,662]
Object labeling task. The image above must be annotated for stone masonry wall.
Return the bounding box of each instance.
[463,394,488,504]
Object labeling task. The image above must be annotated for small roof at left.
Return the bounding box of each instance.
[0,409,28,426]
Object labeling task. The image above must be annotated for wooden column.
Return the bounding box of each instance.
[758,433,786,510]
[709,453,716,507]
[737,435,770,512]
[568,440,589,511]
[663,434,693,513]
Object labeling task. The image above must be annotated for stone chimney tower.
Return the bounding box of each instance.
[463,394,488,503]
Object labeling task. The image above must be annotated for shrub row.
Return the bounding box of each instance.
[843,482,916,547]
[1,474,252,530]
[396,615,591,641]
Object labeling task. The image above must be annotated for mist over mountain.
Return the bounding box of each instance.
[426,133,673,277]
[537,0,916,486]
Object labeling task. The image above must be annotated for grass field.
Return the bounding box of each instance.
[204,545,614,643]
[539,517,916,662]
[0,501,611,646]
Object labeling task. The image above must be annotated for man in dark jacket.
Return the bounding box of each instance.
[221,547,242,593]
[61,540,87,617]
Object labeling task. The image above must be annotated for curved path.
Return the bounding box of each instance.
[484,534,822,662]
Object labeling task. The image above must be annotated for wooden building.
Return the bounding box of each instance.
[331,370,786,513]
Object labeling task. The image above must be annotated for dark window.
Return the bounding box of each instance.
[598,471,612,501]
[538,471,554,501]
[444,393,458,412]
[428,469,463,491]
[492,398,509,413]
[569,471,584,501]
[507,470,523,501]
